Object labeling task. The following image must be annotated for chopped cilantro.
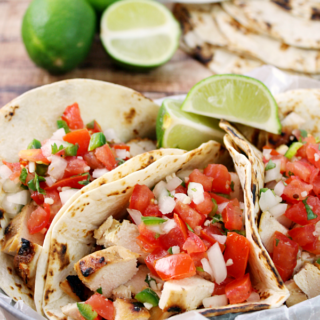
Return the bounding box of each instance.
[275,238,280,247]
[19,168,28,184]
[78,172,91,186]
[186,223,194,233]
[167,247,173,254]
[196,267,204,272]
[57,120,70,133]
[212,214,223,224]
[209,198,218,217]
[86,120,95,129]
[181,181,186,187]
[230,181,234,192]
[65,143,79,157]
[145,275,157,287]
[115,158,125,165]
[265,160,276,171]
[28,173,46,195]
[283,181,287,186]
[27,139,41,150]
[154,233,160,239]
[51,143,64,154]
[96,287,102,294]
[316,258,320,265]
[167,190,174,198]
[288,171,294,176]
[302,197,318,220]
[233,230,246,236]
[300,129,308,138]
[216,193,230,199]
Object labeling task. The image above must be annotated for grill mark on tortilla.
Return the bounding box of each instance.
[7,267,13,274]
[272,0,291,11]
[15,283,22,289]
[46,310,66,320]
[50,240,70,271]
[124,108,136,125]
[44,288,55,302]
[280,43,289,51]
[4,106,19,121]
[312,8,320,20]
[133,129,139,135]
[200,303,270,316]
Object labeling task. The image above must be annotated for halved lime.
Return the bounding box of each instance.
[181,74,281,134]
[100,0,180,69]
[156,99,224,150]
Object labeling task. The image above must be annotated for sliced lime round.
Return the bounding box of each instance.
[181,74,281,134]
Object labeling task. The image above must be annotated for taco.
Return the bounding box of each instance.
[0,79,185,310]
[41,135,288,320]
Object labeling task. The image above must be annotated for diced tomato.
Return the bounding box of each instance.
[86,120,102,134]
[159,227,186,250]
[306,144,320,169]
[145,247,168,277]
[155,253,196,281]
[183,231,206,254]
[175,185,187,194]
[63,156,88,178]
[136,223,159,253]
[282,178,313,203]
[288,224,316,247]
[112,143,130,152]
[95,144,117,171]
[45,175,88,191]
[31,191,45,205]
[200,225,225,252]
[18,149,50,165]
[313,175,320,196]
[143,203,161,217]
[189,169,213,192]
[296,143,307,159]
[204,164,231,194]
[210,193,230,204]
[272,231,298,279]
[190,251,208,268]
[286,160,319,184]
[83,152,104,169]
[213,277,234,295]
[274,263,294,282]
[225,274,252,304]
[222,199,243,231]
[27,206,50,234]
[129,184,154,215]
[174,201,206,230]
[190,192,213,216]
[302,239,320,254]
[285,196,320,225]
[86,293,114,320]
[223,232,250,279]
[271,155,288,172]
[174,213,188,240]
[61,103,84,130]
[63,129,91,156]
[2,161,22,180]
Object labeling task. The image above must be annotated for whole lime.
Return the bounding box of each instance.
[86,0,120,12]
[21,0,96,74]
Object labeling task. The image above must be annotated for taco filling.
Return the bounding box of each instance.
[60,164,261,319]
[0,102,155,286]
[258,129,320,306]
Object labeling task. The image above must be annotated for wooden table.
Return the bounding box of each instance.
[0,0,212,107]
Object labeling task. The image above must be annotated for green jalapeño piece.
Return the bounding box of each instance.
[88,132,107,151]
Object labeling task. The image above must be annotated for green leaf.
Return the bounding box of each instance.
[145,275,157,287]
[230,181,234,192]
[167,247,173,254]
[300,129,308,138]
[115,157,125,165]
[316,258,320,265]
[77,303,98,320]
[302,197,318,220]
[265,160,276,171]
[135,288,159,307]
[208,198,218,217]
[275,238,280,247]
[212,214,223,224]
[65,143,79,157]
[51,143,64,155]
[259,188,269,196]
[141,216,166,225]
[86,120,95,129]
[19,168,28,184]
[186,223,194,232]
[216,193,230,199]
[88,132,107,151]
[78,173,91,186]
[27,139,41,150]
[181,181,186,187]
[288,171,294,176]
[96,287,102,294]
[154,233,160,239]
[27,179,37,191]
[196,267,204,272]
[57,120,70,133]
[167,190,174,198]
[233,230,246,237]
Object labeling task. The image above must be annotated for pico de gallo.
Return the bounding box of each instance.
[0,102,132,238]
[61,164,261,320]
[259,129,320,306]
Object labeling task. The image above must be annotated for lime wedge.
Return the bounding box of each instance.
[156,99,224,150]
[100,0,180,69]
[181,74,281,134]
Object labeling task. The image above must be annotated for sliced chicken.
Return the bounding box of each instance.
[13,238,41,289]
[94,217,146,261]
[294,263,320,299]
[1,204,44,255]
[114,298,150,320]
[126,138,157,157]
[149,306,177,320]
[159,276,214,312]
[285,279,308,307]
[61,303,83,320]
[74,246,139,298]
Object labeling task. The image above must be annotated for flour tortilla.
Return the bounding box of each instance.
[223,0,320,49]
[0,79,183,311]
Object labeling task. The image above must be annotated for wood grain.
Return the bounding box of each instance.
[0,0,212,107]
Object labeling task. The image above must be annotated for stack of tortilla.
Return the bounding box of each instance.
[173,0,320,78]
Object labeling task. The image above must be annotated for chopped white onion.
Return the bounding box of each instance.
[203,295,228,308]
[226,259,233,267]
[259,189,281,212]
[51,128,66,140]
[201,258,214,280]
[143,302,153,310]
[146,224,164,234]
[172,246,180,254]
[246,292,260,302]
[207,242,227,284]
[159,196,176,215]
[153,181,167,199]
[28,161,35,173]
[45,176,56,187]
[274,181,285,197]
[2,179,21,193]
[174,193,191,205]
[41,139,69,158]
[127,208,142,226]
[263,149,272,161]
[162,219,177,233]
[61,187,71,192]
[301,191,308,197]
[269,203,288,218]
[166,176,182,192]
[0,165,13,180]
[48,155,67,180]
[92,168,109,178]
[239,202,245,210]
[104,128,119,142]
[187,182,204,205]
[313,221,320,237]
[115,149,127,159]
[276,145,289,155]
[176,170,193,180]
[212,234,227,245]
[59,189,78,205]
[44,197,54,205]
[265,160,282,183]
[217,202,229,214]
[7,190,30,205]
[1,196,21,216]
